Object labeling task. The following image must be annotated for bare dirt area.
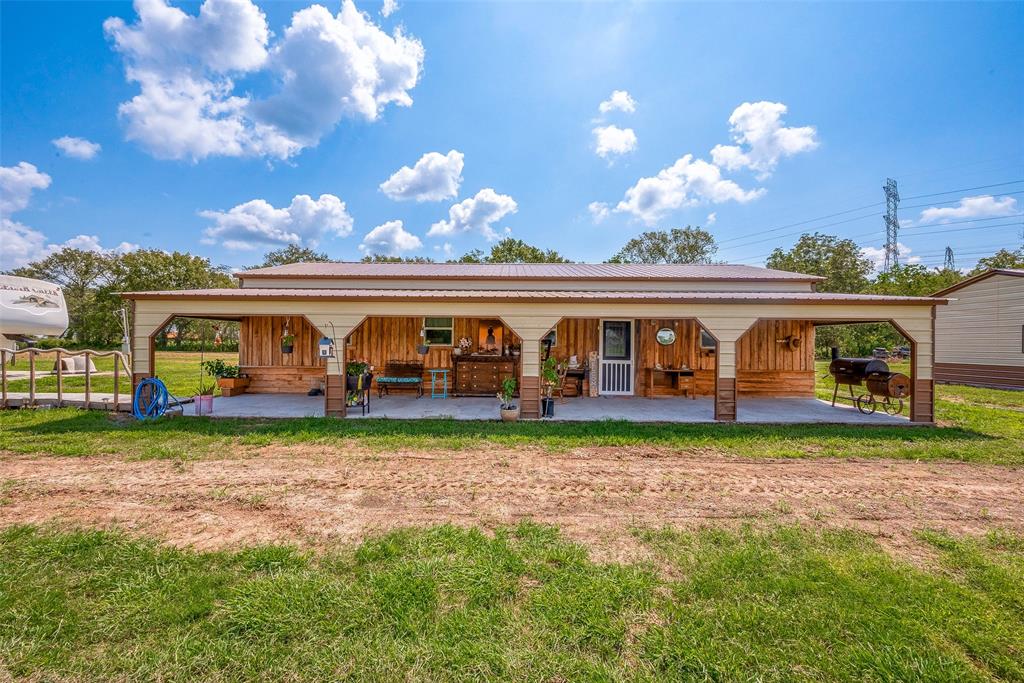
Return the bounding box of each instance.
[1,446,1022,561]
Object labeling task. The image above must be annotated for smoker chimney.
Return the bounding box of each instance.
[831,346,839,360]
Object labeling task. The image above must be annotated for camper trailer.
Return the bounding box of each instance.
[0,275,69,355]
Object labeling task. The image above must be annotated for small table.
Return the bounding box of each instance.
[565,368,586,397]
[428,368,449,398]
[645,368,696,399]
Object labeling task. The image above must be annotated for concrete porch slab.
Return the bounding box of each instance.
[179,392,908,424]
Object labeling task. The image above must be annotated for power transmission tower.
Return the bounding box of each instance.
[943,246,955,271]
[883,178,900,272]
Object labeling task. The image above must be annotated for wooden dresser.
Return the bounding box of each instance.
[453,355,518,396]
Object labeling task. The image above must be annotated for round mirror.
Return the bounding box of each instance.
[656,328,676,345]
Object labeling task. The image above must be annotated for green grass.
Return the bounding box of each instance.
[2,523,1021,681]
[4,351,237,398]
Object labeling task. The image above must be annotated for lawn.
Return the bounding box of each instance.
[3,350,238,398]
[1,523,1021,682]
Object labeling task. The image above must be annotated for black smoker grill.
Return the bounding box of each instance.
[828,357,911,415]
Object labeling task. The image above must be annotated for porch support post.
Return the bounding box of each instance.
[698,316,757,423]
[502,315,562,420]
[714,339,737,421]
[325,337,346,418]
[891,313,935,424]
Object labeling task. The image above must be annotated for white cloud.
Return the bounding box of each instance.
[614,154,765,225]
[200,193,354,250]
[918,195,1018,224]
[860,242,921,271]
[593,125,637,159]
[0,161,136,269]
[0,219,137,270]
[710,101,818,178]
[52,136,102,160]
[379,150,464,202]
[381,0,398,17]
[706,212,717,226]
[588,201,611,223]
[433,241,453,257]
[428,188,518,240]
[598,90,636,114]
[359,219,422,255]
[0,162,51,214]
[105,0,423,161]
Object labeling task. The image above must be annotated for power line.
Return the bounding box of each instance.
[899,179,1024,201]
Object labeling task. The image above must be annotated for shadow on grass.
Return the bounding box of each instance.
[5,409,996,446]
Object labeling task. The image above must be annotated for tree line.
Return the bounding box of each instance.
[6,228,1021,354]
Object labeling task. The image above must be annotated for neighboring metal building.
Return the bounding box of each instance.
[932,268,1024,389]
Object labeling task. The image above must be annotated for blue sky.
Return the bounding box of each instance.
[2,0,1022,272]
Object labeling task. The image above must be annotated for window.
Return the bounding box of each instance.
[700,329,716,350]
[423,317,453,346]
[542,329,557,347]
[602,321,631,360]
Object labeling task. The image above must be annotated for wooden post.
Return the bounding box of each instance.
[714,339,737,422]
[29,351,36,407]
[113,353,120,412]
[84,351,91,410]
[55,349,63,407]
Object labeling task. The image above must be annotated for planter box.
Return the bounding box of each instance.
[217,377,249,397]
[500,405,520,422]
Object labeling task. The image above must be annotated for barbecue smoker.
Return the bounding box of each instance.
[828,357,911,415]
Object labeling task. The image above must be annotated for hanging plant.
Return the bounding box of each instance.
[281,333,295,354]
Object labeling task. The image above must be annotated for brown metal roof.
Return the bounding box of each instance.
[930,268,1024,297]
[236,262,825,282]
[122,287,944,305]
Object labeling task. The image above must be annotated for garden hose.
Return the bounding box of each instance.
[132,377,175,420]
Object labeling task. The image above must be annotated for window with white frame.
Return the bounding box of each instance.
[423,317,454,346]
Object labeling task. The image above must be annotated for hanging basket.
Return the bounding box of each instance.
[416,344,429,355]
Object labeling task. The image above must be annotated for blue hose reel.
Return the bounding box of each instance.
[132,377,173,420]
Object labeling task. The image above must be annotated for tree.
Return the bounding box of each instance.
[481,238,570,263]
[766,232,873,293]
[360,254,435,263]
[969,247,1024,275]
[452,238,570,264]
[609,227,717,264]
[252,244,331,268]
[868,264,963,297]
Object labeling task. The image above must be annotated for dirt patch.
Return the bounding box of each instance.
[1,445,1021,562]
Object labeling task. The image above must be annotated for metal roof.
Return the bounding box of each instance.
[235,262,826,282]
[930,268,1024,297]
[122,287,944,305]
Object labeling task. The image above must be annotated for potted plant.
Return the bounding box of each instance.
[194,379,216,415]
[281,333,295,354]
[497,377,519,422]
[201,359,249,397]
[455,337,472,356]
[540,356,561,418]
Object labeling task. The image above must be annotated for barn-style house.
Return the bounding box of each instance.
[122,262,945,422]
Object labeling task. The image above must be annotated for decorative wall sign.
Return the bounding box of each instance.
[656,328,676,345]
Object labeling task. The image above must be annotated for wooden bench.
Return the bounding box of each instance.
[376,360,424,398]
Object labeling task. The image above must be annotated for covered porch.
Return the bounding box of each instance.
[126,290,938,424]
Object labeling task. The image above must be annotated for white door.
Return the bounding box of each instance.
[599,320,634,395]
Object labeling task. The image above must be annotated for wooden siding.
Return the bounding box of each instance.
[346,316,520,391]
[239,316,326,393]
[935,273,1024,367]
[635,319,716,397]
[735,320,816,397]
